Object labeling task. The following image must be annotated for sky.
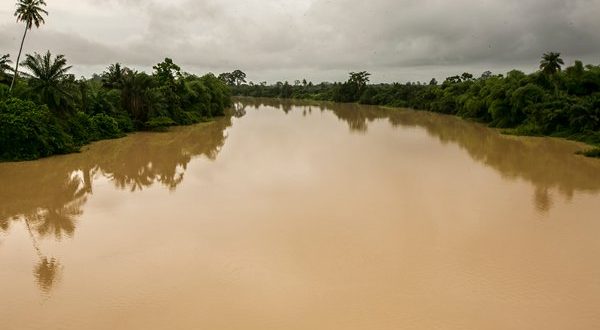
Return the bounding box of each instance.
[1,0,600,83]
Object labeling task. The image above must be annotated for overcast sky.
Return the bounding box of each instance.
[1,0,600,83]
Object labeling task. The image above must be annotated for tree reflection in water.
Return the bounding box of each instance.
[2,99,600,293]
[0,113,235,293]
[242,97,600,212]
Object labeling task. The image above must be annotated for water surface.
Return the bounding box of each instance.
[2,98,600,329]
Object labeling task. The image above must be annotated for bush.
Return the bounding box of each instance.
[90,113,123,139]
[65,111,94,145]
[0,98,75,161]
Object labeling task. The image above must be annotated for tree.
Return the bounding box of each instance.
[21,51,73,110]
[102,63,128,89]
[348,71,371,98]
[461,72,474,81]
[10,0,48,92]
[0,54,13,85]
[1,54,12,75]
[540,52,564,75]
[231,69,247,86]
[153,58,182,85]
[120,71,154,123]
[218,72,235,86]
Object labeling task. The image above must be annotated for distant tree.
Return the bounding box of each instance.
[153,58,181,85]
[443,75,462,85]
[21,51,73,110]
[348,71,371,97]
[102,63,128,89]
[10,0,48,92]
[540,52,564,75]
[480,71,493,79]
[218,72,235,85]
[231,69,247,86]
[461,72,474,81]
[429,78,438,86]
[565,60,584,77]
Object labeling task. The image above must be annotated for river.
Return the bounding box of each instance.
[1,98,600,329]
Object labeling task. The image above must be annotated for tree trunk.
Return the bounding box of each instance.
[10,24,29,92]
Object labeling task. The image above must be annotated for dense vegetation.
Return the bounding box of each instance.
[227,54,600,157]
[0,55,231,161]
[0,0,230,161]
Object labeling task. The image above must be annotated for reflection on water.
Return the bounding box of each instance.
[0,113,234,293]
[248,97,600,208]
[1,99,600,329]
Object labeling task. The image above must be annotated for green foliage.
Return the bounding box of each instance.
[1,54,231,161]
[540,52,564,76]
[21,51,73,111]
[90,113,122,139]
[0,98,74,161]
[15,0,48,29]
[0,54,12,84]
[230,53,600,157]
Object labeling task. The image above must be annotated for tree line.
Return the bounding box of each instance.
[227,54,600,157]
[0,0,231,161]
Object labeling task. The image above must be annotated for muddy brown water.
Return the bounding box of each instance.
[1,98,600,329]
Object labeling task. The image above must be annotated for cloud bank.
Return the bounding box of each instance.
[1,0,599,82]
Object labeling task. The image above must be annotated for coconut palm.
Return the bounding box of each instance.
[102,63,129,89]
[0,54,12,75]
[539,52,564,75]
[0,54,13,84]
[10,0,48,92]
[21,51,73,110]
[121,71,154,122]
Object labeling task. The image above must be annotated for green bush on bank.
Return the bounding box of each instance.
[0,98,75,161]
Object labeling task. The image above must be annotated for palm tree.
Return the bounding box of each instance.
[120,71,153,122]
[539,52,564,75]
[10,0,48,92]
[0,54,13,83]
[0,54,12,74]
[21,51,73,110]
[102,63,128,89]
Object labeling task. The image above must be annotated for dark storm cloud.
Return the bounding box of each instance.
[1,0,599,82]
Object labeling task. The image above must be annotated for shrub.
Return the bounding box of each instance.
[0,98,75,161]
[90,113,123,139]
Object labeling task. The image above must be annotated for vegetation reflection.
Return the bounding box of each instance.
[241,97,600,210]
[0,112,236,293]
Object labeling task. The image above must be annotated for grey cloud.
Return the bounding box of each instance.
[1,0,599,82]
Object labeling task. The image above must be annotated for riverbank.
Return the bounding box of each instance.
[231,59,600,157]
[233,95,600,158]
[1,58,231,162]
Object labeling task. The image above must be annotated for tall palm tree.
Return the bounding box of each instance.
[539,52,565,75]
[10,0,48,92]
[21,51,73,110]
